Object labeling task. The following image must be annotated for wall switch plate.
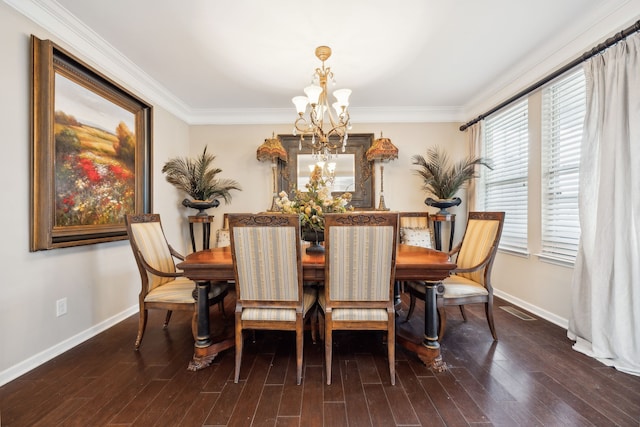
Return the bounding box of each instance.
[56,298,67,317]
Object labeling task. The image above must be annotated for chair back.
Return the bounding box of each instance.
[456,211,505,286]
[229,214,303,307]
[324,212,399,306]
[126,214,176,292]
[399,211,433,249]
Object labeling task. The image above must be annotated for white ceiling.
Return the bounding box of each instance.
[9,0,639,124]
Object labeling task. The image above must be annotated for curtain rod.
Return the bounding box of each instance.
[459,19,640,132]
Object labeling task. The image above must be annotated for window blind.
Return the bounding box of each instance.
[482,100,529,254]
[541,68,585,264]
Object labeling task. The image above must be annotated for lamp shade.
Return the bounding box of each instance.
[257,134,288,162]
[366,134,398,161]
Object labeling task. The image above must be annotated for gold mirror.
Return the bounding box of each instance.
[277,133,375,209]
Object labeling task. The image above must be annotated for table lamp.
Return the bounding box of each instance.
[257,133,288,211]
[366,132,398,211]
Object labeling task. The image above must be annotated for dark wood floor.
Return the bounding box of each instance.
[2,292,639,427]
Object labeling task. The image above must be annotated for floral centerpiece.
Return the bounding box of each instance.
[276,165,352,251]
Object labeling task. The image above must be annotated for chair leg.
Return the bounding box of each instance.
[309,306,317,344]
[325,322,333,385]
[163,310,173,328]
[406,291,417,322]
[135,308,148,350]
[485,301,498,340]
[437,303,447,342]
[459,305,467,322]
[234,313,243,383]
[388,314,396,386]
[218,300,226,318]
[296,318,304,385]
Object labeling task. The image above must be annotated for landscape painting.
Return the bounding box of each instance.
[54,73,136,228]
[31,36,152,250]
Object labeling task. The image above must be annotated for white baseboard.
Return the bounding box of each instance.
[493,289,569,330]
[0,305,138,387]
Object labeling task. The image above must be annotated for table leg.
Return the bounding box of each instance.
[189,223,197,253]
[188,280,235,371]
[396,281,446,372]
[433,221,442,251]
[203,223,211,250]
[448,221,455,252]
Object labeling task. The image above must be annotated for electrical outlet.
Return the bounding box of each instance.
[56,298,67,317]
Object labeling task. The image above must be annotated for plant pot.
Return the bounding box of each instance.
[301,227,325,254]
[182,198,220,217]
[424,197,461,215]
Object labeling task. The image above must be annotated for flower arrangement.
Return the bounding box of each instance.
[276,165,352,232]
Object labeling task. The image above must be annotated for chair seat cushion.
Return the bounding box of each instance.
[240,287,317,321]
[317,293,389,321]
[442,275,488,298]
[406,276,488,298]
[145,278,227,303]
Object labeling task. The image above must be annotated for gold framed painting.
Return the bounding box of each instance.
[30,35,153,251]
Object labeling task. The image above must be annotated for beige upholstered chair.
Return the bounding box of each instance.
[406,211,505,340]
[399,212,434,249]
[319,212,399,385]
[215,213,231,248]
[125,214,229,349]
[229,213,316,385]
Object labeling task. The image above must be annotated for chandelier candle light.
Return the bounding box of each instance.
[256,133,288,212]
[366,132,399,211]
[292,46,352,161]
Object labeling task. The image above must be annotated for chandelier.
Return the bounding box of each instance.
[292,46,352,161]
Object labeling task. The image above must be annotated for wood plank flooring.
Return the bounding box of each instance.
[1,292,639,426]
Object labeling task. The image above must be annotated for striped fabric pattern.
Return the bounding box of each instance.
[400,217,429,228]
[241,288,317,321]
[131,222,176,290]
[456,219,499,284]
[233,226,299,301]
[332,308,388,321]
[329,226,394,301]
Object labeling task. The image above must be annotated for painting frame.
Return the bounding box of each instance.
[30,35,152,251]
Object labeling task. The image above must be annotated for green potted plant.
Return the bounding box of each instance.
[162,146,242,216]
[411,146,492,214]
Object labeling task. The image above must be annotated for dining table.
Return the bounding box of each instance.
[176,243,456,372]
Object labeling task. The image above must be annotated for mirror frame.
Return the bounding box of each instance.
[277,133,375,209]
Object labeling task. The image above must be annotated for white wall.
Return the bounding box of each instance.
[0,2,190,385]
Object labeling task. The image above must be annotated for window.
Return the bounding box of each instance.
[541,68,585,264]
[481,100,529,254]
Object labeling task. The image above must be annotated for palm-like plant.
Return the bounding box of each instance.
[411,146,492,200]
[162,146,241,203]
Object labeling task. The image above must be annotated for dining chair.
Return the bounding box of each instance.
[397,212,434,309]
[405,211,505,340]
[319,212,399,385]
[399,212,434,249]
[125,213,229,349]
[229,213,316,385]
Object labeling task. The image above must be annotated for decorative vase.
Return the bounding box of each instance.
[182,198,220,217]
[424,197,462,215]
[301,227,325,254]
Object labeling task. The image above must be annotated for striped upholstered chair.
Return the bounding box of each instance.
[319,212,399,385]
[229,213,316,385]
[406,211,505,341]
[125,214,229,349]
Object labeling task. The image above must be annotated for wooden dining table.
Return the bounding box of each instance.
[177,243,456,372]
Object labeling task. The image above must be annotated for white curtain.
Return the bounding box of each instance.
[568,31,640,376]
[467,121,483,211]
